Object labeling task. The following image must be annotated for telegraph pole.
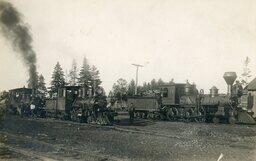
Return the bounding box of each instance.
[132,63,143,95]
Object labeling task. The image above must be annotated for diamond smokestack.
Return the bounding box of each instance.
[223,72,237,95]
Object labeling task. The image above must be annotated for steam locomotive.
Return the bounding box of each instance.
[6,86,116,125]
[45,86,116,125]
[127,72,256,124]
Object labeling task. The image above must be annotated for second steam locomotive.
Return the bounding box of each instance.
[127,72,256,124]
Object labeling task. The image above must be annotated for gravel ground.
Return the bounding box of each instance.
[0,115,256,161]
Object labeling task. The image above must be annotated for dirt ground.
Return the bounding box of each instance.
[0,115,256,161]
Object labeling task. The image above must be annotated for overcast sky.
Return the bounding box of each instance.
[0,0,256,93]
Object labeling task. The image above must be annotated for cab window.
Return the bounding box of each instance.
[162,88,168,97]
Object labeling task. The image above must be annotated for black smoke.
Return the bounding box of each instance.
[0,1,38,89]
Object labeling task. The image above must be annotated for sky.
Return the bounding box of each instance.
[0,0,256,94]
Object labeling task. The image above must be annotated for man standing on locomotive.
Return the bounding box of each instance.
[233,80,243,96]
[93,88,107,115]
[30,98,36,117]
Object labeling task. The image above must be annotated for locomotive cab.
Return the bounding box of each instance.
[159,81,198,106]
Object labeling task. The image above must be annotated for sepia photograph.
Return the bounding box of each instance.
[0,0,256,160]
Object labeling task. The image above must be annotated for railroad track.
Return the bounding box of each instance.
[23,116,184,140]
[112,125,183,140]
[0,143,58,161]
[0,131,123,161]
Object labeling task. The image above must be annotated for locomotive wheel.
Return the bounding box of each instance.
[172,108,178,117]
[194,118,199,123]
[195,117,205,123]
[70,111,77,122]
[200,117,206,123]
[97,115,104,125]
[184,112,190,122]
[153,114,158,120]
[160,113,165,120]
[143,113,148,119]
[166,109,174,121]
[103,114,111,125]
[87,116,93,124]
[148,113,153,119]
[134,112,139,118]
[213,117,219,124]
[228,117,236,124]
[166,114,172,121]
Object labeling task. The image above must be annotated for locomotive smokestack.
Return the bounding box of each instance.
[223,72,237,95]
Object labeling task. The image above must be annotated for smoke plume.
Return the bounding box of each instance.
[0,1,38,89]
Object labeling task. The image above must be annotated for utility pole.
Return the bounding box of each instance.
[132,63,143,95]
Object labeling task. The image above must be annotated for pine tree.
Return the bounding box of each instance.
[112,78,128,100]
[142,82,149,93]
[127,79,136,96]
[38,74,47,94]
[50,62,65,93]
[28,72,39,89]
[150,79,157,90]
[90,65,102,94]
[157,78,164,86]
[240,56,252,87]
[79,57,92,91]
[68,59,78,86]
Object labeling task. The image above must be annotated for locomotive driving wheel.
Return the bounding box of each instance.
[166,108,174,121]
[195,116,205,123]
[228,117,236,124]
[70,110,77,122]
[86,115,93,124]
[96,113,110,125]
[148,113,154,119]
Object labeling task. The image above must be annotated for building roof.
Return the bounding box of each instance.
[9,87,32,92]
[247,78,256,91]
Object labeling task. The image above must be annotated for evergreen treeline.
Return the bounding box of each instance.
[109,78,170,101]
[49,57,102,95]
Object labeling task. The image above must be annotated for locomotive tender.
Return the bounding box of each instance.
[127,72,256,124]
[7,87,45,116]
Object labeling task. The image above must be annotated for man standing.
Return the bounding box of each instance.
[129,103,135,124]
[30,102,36,117]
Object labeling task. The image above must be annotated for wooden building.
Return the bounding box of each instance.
[246,78,256,116]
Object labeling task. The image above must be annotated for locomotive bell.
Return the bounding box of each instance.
[223,72,237,95]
